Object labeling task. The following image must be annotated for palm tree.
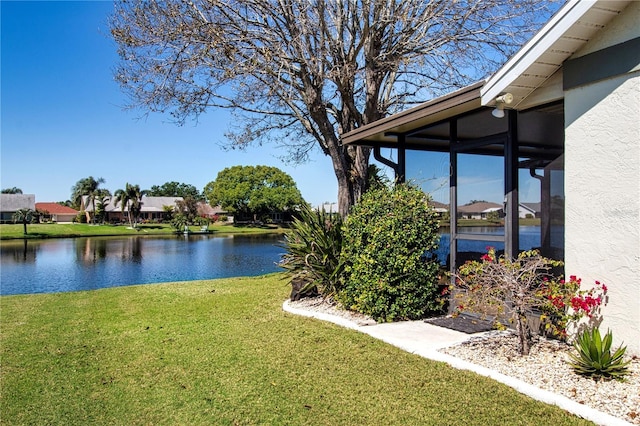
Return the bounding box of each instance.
[12,208,37,235]
[128,184,146,225]
[71,176,106,224]
[113,185,132,227]
[114,183,146,227]
[94,189,112,224]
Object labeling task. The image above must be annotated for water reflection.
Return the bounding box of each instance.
[74,237,145,264]
[1,239,37,264]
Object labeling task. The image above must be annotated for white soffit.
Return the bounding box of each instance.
[481,0,631,109]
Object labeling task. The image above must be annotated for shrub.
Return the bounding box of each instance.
[454,248,562,355]
[537,275,607,340]
[170,213,189,232]
[75,212,87,223]
[195,216,210,226]
[454,248,608,355]
[337,183,443,322]
[568,327,630,381]
[279,205,344,299]
[486,210,500,223]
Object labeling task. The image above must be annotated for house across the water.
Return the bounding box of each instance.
[35,202,79,223]
[0,194,36,224]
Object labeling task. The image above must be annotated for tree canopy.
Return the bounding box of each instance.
[111,0,555,215]
[113,183,147,227]
[2,187,23,194]
[204,165,304,219]
[70,176,107,224]
[147,181,202,200]
[12,208,37,235]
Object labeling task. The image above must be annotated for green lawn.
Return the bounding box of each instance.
[1,274,592,425]
[0,222,285,240]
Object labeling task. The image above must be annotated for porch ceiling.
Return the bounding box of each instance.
[342,82,564,162]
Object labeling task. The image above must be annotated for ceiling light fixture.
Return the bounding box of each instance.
[491,93,514,118]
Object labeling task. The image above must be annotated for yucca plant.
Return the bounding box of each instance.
[279,204,344,299]
[568,327,630,380]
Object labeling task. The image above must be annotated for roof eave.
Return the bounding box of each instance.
[342,81,484,146]
[481,0,631,108]
[481,0,593,106]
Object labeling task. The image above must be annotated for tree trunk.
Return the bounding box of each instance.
[516,312,532,355]
[334,145,371,217]
[127,205,134,228]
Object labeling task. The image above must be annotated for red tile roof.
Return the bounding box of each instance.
[35,202,78,214]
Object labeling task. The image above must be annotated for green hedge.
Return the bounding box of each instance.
[338,183,443,321]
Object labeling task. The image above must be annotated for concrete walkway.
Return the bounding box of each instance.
[282,300,633,426]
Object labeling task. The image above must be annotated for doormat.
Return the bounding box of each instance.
[424,314,494,334]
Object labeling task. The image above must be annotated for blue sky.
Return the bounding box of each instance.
[1,1,338,207]
[1,1,539,207]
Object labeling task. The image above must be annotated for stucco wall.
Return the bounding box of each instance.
[565,75,640,354]
[564,2,640,354]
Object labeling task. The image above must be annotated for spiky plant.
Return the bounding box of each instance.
[568,327,630,381]
[279,205,344,299]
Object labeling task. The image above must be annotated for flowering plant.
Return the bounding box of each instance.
[453,247,562,355]
[537,275,607,340]
[453,247,608,354]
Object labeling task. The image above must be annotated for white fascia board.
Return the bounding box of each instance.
[481,0,596,106]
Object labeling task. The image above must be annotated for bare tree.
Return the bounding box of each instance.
[110,0,556,215]
[453,248,562,355]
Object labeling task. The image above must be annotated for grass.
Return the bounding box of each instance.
[1,274,592,425]
[0,222,285,240]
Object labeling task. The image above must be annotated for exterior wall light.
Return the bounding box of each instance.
[492,93,514,118]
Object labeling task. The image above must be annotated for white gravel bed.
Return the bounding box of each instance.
[442,332,640,425]
[288,297,640,425]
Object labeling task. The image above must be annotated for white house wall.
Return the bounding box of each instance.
[564,4,640,354]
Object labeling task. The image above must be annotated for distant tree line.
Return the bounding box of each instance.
[62,165,305,226]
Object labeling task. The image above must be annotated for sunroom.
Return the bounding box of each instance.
[342,81,565,271]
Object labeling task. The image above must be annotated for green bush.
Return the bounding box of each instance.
[279,205,344,299]
[568,327,630,381]
[338,183,443,322]
[170,213,189,232]
[74,212,87,223]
